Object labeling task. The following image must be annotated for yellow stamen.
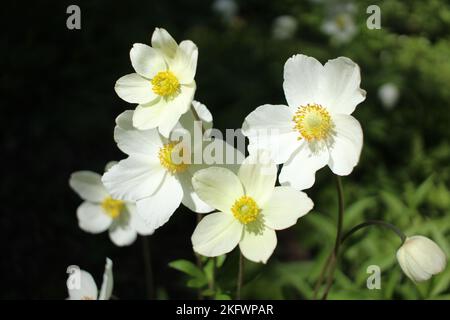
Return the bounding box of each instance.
[151,71,180,98]
[101,197,124,219]
[231,196,260,224]
[293,103,332,141]
[158,142,189,174]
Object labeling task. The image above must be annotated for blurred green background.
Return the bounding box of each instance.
[2,0,449,299]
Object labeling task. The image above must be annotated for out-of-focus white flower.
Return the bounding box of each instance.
[321,3,357,44]
[212,0,238,23]
[378,83,400,110]
[67,258,113,300]
[69,164,154,247]
[396,236,447,282]
[191,151,313,263]
[272,15,298,40]
[243,54,366,190]
[114,28,197,137]
[102,102,243,231]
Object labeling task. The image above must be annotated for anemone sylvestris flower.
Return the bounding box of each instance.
[69,164,154,246]
[243,54,366,190]
[102,103,242,231]
[115,28,198,137]
[191,152,313,263]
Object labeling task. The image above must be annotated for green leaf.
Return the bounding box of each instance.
[187,277,208,289]
[168,259,204,279]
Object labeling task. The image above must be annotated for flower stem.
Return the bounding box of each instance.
[195,213,204,300]
[341,220,406,244]
[236,252,244,300]
[320,220,407,299]
[141,236,154,299]
[313,175,344,299]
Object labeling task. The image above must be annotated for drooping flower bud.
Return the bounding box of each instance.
[396,236,447,282]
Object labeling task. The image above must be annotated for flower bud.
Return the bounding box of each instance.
[396,236,447,282]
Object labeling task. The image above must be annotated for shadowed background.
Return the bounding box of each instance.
[2,0,450,299]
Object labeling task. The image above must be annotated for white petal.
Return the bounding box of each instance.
[76,202,112,233]
[67,270,98,300]
[238,152,277,206]
[192,167,244,213]
[101,157,165,202]
[283,54,324,108]
[242,104,301,164]
[130,43,166,79]
[115,73,157,104]
[114,111,162,157]
[158,83,196,138]
[179,169,214,213]
[262,187,313,230]
[179,100,213,136]
[192,212,243,257]
[135,174,183,230]
[132,99,166,131]
[127,203,155,235]
[328,114,363,176]
[170,40,198,84]
[69,171,108,203]
[279,142,329,190]
[108,222,137,247]
[98,258,113,300]
[321,57,366,115]
[151,27,178,59]
[239,227,277,264]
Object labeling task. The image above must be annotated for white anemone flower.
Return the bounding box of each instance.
[243,54,366,190]
[67,258,113,300]
[191,152,313,263]
[115,27,198,137]
[102,102,242,231]
[396,236,447,282]
[69,163,154,247]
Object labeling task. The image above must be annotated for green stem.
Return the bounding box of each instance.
[141,236,154,299]
[321,220,406,299]
[314,175,345,299]
[195,213,204,300]
[341,220,406,244]
[236,252,244,300]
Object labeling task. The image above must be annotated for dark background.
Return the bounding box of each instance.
[2,0,449,299]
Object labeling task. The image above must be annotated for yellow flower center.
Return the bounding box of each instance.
[293,103,333,141]
[158,142,189,174]
[231,196,260,224]
[101,197,124,219]
[151,71,180,98]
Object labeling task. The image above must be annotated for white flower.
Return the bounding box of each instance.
[191,152,313,263]
[272,15,298,40]
[321,3,357,44]
[243,54,366,190]
[378,83,400,110]
[396,236,447,282]
[69,163,154,247]
[114,27,198,137]
[67,258,113,300]
[102,103,242,231]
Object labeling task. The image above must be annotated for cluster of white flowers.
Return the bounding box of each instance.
[67,27,446,299]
